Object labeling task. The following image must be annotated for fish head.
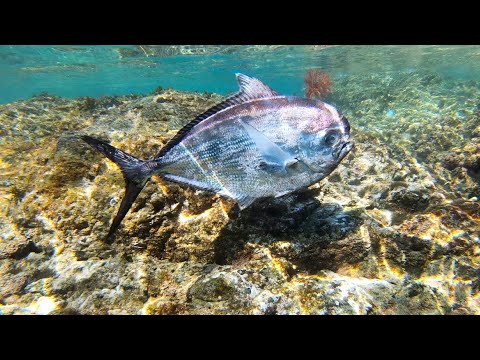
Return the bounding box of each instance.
[296,101,354,175]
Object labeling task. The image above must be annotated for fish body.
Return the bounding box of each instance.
[82,74,353,241]
[157,96,351,208]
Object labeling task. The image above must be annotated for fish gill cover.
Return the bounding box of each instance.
[0,45,479,315]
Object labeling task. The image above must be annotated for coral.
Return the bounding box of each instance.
[304,69,332,99]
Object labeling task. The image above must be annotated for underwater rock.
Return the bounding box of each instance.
[1,86,479,315]
[387,185,430,212]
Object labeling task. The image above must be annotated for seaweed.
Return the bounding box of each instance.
[304,68,332,99]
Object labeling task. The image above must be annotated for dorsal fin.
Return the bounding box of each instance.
[235,73,279,99]
[155,73,279,159]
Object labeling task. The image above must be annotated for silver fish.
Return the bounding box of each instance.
[82,74,353,241]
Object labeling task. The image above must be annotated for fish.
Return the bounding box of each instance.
[82,73,353,242]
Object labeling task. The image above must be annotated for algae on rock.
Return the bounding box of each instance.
[1,81,479,314]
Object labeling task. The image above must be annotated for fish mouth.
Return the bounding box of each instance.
[336,141,354,160]
[299,142,354,174]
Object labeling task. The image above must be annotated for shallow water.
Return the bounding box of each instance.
[1,45,480,315]
[1,45,480,103]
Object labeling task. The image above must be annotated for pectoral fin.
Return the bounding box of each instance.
[239,119,297,173]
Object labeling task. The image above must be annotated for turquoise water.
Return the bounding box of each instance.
[3,45,480,315]
[1,45,480,104]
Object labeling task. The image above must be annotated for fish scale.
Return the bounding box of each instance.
[82,73,353,241]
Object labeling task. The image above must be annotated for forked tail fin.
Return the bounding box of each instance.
[82,135,153,243]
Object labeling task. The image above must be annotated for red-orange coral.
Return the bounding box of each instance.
[304,69,332,99]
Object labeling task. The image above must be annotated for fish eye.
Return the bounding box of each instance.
[324,130,340,147]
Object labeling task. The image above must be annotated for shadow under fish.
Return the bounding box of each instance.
[213,194,364,271]
[82,73,354,242]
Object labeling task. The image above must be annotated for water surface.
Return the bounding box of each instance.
[1,45,479,104]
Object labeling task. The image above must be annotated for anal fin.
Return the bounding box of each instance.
[163,174,216,192]
[235,195,256,210]
[274,189,293,198]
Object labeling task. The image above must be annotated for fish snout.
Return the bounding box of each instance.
[336,141,354,160]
